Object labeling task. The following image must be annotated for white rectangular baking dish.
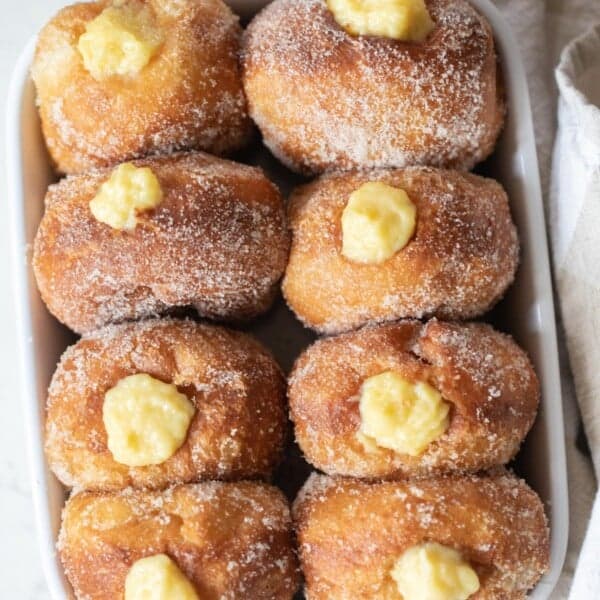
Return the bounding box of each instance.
[6,1,568,598]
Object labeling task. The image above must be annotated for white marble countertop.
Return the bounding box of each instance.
[0,2,65,596]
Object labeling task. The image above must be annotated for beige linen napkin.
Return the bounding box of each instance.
[553,23,600,599]
[554,23,600,479]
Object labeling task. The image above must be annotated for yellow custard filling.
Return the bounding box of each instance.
[78,1,163,79]
[125,554,199,600]
[327,0,434,41]
[392,542,480,600]
[341,182,417,264]
[103,373,195,467]
[90,162,163,230]
[358,371,449,456]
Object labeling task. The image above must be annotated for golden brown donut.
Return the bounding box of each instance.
[288,320,539,479]
[242,0,504,175]
[32,0,252,173]
[59,481,300,599]
[33,152,289,334]
[282,167,518,334]
[294,471,549,599]
[45,318,287,491]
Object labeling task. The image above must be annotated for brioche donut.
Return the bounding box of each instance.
[32,152,289,334]
[59,482,299,599]
[242,0,504,175]
[289,320,539,479]
[282,167,518,334]
[294,471,549,599]
[32,0,252,174]
[45,319,287,491]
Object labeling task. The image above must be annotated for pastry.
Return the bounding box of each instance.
[294,471,549,599]
[282,167,518,334]
[33,0,252,173]
[45,318,287,491]
[242,0,504,174]
[60,481,299,599]
[33,152,289,333]
[288,320,539,479]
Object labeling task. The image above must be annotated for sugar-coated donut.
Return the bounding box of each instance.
[242,0,504,175]
[288,320,539,479]
[294,471,549,599]
[33,152,289,334]
[59,482,300,599]
[282,167,518,334]
[33,0,252,173]
[45,319,287,491]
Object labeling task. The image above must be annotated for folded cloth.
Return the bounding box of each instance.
[553,23,600,599]
[493,2,600,598]
[554,24,600,477]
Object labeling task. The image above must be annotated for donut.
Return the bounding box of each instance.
[32,0,252,173]
[288,320,539,479]
[294,471,549,599]
[59,482,300,599]
[242,0,504,175]
[32,152,289,334]
[45,319,287,491]
[282,167,518,334]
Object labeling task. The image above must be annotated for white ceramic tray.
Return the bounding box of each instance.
[7,1,568,598]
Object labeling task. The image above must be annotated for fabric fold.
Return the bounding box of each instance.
[551,23,600,600]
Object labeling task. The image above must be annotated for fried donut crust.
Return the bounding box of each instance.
[288,320,539,479]
[282,167,518,334]
[293,471,549,599]
[33,152,290,334]
[242,0,504,175]
[33,0,252,174]
[59,481,300,599]
[45,318,287,491]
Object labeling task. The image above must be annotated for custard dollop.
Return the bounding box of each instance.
[90,162,163,230]
[341,182,417,264]
[358,371,449,456]
[392,542,480,600]
[327,0,434,41]
[125,554,199,600]
[78,1,163,79]
[103,373,195,467]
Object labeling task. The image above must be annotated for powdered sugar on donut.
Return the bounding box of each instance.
[32,0,252,173]
[59,482,299,598]
[293,471,549,597]
[33,152,289,333]
[282,167,519,334]
[243,0,505,174]
[45,318,288,491]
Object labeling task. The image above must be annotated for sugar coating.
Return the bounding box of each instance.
[33,152,290,334]
[59,482,299,599]
[242,0,504,174]
[32,0,252,173]
[288,319,540,479]
[282,167,519,334]
[45,318,288,491]
[293,471,549,598]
